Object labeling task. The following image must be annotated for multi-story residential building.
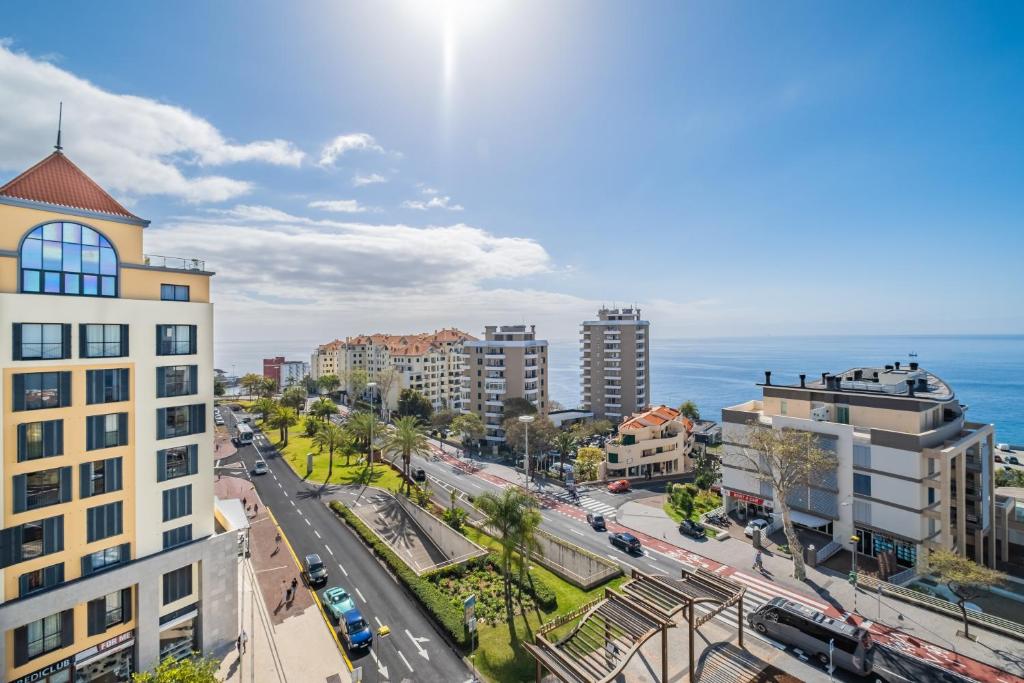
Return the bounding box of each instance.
[310,329,474,410]
[720,363,1006,575]
[580,308,649,421]
[604,406,695,480]
[262,357,307,390]
[0,149,236,682]
[461,325,549,445]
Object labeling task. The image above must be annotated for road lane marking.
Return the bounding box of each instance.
[338,563,348,577]
[355,587,366,602]
[325,545,333,556]
[375,616,383,628]
[304,518,311,527]
[571,529,584,536]
[315,529,322,539]
[290,500,295,507]
[397,650,414,672]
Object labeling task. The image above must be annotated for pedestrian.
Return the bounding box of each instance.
[753,550,764,572]
[291,577,298,594]
[236,635,242,656]
[239,630,248,654]
[285,585,292,602]
[242,496,247,510]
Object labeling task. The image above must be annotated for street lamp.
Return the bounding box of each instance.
[367,381,378,472]
[840,497,860,612]
[519,414,535,487]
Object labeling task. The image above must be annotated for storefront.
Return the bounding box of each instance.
[12,658,72,683]
[158,605,198,663]
[73,631,134,682]
[855,527,918,569]
[726,489,773,519]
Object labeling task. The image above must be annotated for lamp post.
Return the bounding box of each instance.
[367,381,377,473]
[840,496,860,613]
[519,414,535,487]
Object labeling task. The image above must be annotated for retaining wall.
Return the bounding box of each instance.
[392,492,487,571]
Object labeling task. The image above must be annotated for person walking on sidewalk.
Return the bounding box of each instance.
[291,577,298,595]
[753,550,764,572]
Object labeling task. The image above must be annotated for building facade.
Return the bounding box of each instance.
[461,325,549,444]
[604,406,695,480]
[580,308,649,421]
[263,357,307,390]
[720,364,1004,575]
[0,151,236,683]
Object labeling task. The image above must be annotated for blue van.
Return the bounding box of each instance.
[340,608,373,650]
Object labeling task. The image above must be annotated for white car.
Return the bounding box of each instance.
[744,518,770,538]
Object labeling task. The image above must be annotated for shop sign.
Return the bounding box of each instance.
[12,657,71,683]
[74,630,135,665]
[728,490,765,506]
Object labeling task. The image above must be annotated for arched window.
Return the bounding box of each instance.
[20,222,118,297]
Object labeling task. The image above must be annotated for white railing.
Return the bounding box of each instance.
[815,541,842,563]
[144,254,206,271]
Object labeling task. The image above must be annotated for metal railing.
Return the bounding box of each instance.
[143,254,206,271]
[815,541,842,563]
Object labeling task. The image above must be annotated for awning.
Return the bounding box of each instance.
[788,509,830,529]
[215,497,249,531]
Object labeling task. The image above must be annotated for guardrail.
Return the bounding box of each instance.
[815,541,841,563]
[856,573,1024,640]
[143,254,206,271]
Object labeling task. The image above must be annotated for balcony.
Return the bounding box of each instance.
[144,254,206,271]
[484,353,505,360]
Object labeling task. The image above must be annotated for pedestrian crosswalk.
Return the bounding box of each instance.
[546,490,617,517]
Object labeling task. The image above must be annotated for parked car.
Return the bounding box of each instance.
[215,417,225,426]
[995,454,1004,463]
[744,518,770,538]
[609,532,641,553]
[339,608,373,650]
[413,468,427,482]
[252,461,269,475]
[1009,456,1021,466]
[304,553,328,586]
[607,479,631,494]
[679,519,707,539]
[997,443,1011,452]
[323,586,356,623]
[586,513,606,531]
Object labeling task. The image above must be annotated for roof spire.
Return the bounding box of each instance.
[55,102,63,152]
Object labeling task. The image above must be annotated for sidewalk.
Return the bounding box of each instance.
[215,476,350,683]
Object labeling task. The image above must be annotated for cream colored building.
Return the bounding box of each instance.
[721,364,1005,575]
[0,150,236,683]
[580,308,649,421]
[461,325,549,444]
[604,406,694,480]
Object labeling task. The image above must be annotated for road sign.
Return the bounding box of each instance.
[464,595,476,624]
[467,617,477,633]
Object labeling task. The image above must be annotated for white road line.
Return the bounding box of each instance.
[397,650,414,673]
[571,529,584,536]
[374,616,383,628]
[289,500,295,507]
[338,563,348,577]
[355,587,366,602]
[325,545,333,556]
[304,518,311,527]
[277,481,283,488]
[314,529,322,539]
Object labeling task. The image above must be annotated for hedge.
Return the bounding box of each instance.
[426,554,557,612]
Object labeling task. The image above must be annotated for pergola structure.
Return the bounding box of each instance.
[525,568,746,682]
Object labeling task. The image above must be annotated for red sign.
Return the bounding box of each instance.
[728,490,764,506]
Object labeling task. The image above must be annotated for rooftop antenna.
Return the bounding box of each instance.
[54,102,63,152]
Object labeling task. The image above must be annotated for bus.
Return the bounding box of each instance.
[748,597,873,675]
[234,423,254,446]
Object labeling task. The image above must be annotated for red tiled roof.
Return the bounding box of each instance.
[620,405,683,430]
[0,152,142,222]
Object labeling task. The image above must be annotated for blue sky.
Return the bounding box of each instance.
[2,2,1022,370]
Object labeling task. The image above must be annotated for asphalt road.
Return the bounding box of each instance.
[220,409,470,683]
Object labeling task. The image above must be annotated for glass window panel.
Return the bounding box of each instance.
[101,276,116,297]
[62,222,81,243]
[22,238,42,269]
[82,246,100,274]
[62,242,81,272]
[100,247,116,275]
[22,324,42,344]
[81,226,99,246]
[42,223,61,241]
[23,270,40,292]
[64,273,80,294]
[83,275,98,295]
[44,272,61,293]
[43,241,63,270]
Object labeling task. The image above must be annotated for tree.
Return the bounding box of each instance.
[475,487,539,646]
[995,466,1024,488]
[310,397,338,423]
[256,376,277,398]
[502,416,558,471]
[502,397,537,424]
[279,385,307,411]
[430,408,459,433]
[574,446,605,482]
[693,446,721,491]
[571,418,614,440]
[269,406,299,445]
[735,426,838,581]
[451,412,485,450]
[213,376,226,397]
[553,431,577,479]
[303,374,319,395]
[132,656,218,683]
[375,367,401,418]
[397,389,433,422]
[252,397,277,424]
[317,373,341,396]
[347,411,381,467]
[347,368,369,404]
[386,415,432,493]
[678,400,701,421]
[302,415,320,437]
[313,422,349,481]
[929,549,1005,639]
[239,372,262,400]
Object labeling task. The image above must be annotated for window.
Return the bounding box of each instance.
[20,222,117,297]
[14,467,72,512]
[928,487,936,505]
[86,413,128,450]
[163,524,193,549]
[158,445,198,482]
[18,563,64,597]
[0,517,64,568]
[160,284,190,301]
[158,404,205,439]
[81,324,128,358]
[853,444,871,468]
[86,368,130,404]
[162,485,193,522]
[15,611,72,665]
[80,458,123,497]
[157,325,197,356]
[163,566,193,605]
[88,589,131,636]
[17,420,63,461]
[81,543,130,576]
[853,473,872,496]
[86,501,123,543]
[13,323,70,360]
[157,365,198,398]
[836,405,850,425]
[12,371,71,411]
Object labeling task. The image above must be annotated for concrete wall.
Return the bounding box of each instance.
[392,494,486,571]
[529,529,621,590]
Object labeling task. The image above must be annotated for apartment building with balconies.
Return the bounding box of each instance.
[0,149,236,683]
[720,363,1005,576]
[461,325,549,444]
[580,308,649,421]
[604,406,695,480]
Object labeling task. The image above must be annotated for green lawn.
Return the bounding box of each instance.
[664,488,722,537]
[272,430,404,491]
[462,526,626,683]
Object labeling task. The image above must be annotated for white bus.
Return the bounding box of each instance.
[234,423,254,446]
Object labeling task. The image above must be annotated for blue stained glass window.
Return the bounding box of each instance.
[20,223,118,297]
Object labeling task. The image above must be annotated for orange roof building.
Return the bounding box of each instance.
[605,405,695,480]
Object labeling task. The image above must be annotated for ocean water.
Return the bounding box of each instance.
[547,335,1024,445]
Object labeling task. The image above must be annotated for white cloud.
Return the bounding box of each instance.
[352,173,387,186]
[308,199,371,214]
[318,133,384,167]
[0,42,304,203]
[402,195,464,211]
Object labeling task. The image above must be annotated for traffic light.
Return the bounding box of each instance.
[848,570,857,585]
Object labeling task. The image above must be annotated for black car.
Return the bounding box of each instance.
[304,553,328,586]
[609,532,641,553]
[1009,456,1021,466]
[413,468,427,482]
[679,519,706,539]
[586,513,606,531]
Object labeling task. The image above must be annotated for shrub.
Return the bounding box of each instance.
[695,471,715,491]
[683,483,699,497]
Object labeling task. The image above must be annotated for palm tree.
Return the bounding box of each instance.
[312,422,347,482]
[252,397,277,424]
[257,376,277,398]
[553,431,577,480]
[678,400,700,421]
[346,411,380,467]
[515,503,543,617]
[386,416,432,493]
[317,373,341,396]
[269,406,299,445]
[239,372,262,400]
[475,487,536,645]
[279,385,307,411]
[310,397,338,423]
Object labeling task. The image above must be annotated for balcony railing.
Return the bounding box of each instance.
[144,254,206,271]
